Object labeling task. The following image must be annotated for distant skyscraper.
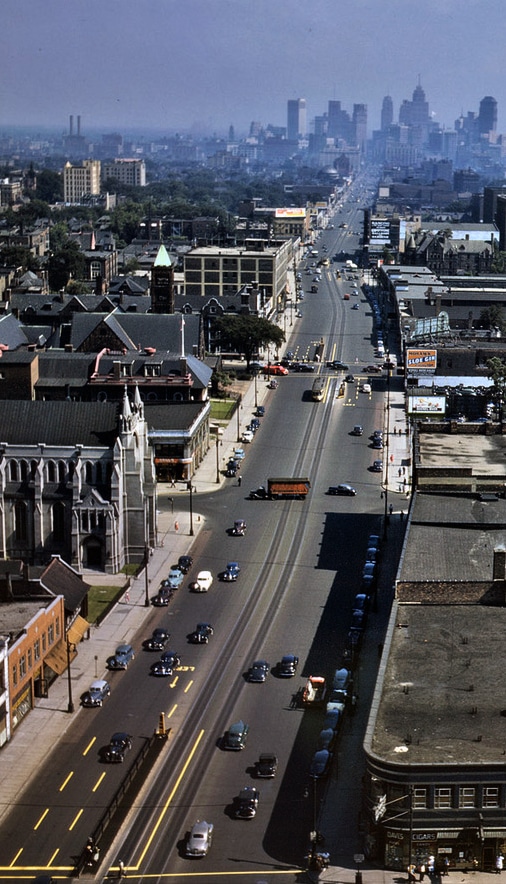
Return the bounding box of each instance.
[287,98,306,140]
[381,95,394,131]
[478,96,497,134]
[353,104,368,152]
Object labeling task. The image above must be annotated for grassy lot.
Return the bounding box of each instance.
[87,585,126,625]
[210,399,237,421]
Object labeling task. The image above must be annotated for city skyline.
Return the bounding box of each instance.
[1,0,504,137]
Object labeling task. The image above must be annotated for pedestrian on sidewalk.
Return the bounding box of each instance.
[419,862,426,881]
[496,854,504,874]
[237,475,242,487]
[398,468,402,477]
[393,426,397,435]
[389,503,393,517]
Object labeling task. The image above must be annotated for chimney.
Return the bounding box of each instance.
[70,114,74,136]
[77,115,81,137]
[493,546,506,581]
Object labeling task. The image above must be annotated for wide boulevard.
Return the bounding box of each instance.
[0,179,389,882]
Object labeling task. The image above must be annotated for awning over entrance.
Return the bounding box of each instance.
[44,641,70,676]
[67,614,89,645]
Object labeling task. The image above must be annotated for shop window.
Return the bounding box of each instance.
[434,787,452,809]
[459,787,475,808]
[483,787,499,807]
[413,788,427,809]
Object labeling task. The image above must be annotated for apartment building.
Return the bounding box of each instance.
[63,159,101,204]
[102,158,146,187]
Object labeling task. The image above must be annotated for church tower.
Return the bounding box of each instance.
[150,244,174,314]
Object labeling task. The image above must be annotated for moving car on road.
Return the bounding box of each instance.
[102,732,132,762]
[248,660,270,683]
[224,719,249,750]
[278,654,299,677]
[235,787,260,819]
[186,820,213,857]
[82,679,111,708]
[327,484,356,496]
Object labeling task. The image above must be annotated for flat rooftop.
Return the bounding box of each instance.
[368,603,506,766]
[418,432,506,476]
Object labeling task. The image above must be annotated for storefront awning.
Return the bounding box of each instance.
[45,641,70,676]
[67,615,89,645]
[484,831,506,838]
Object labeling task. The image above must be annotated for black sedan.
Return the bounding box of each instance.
[144,628,170,651]
[327,484,357,496]
[278,654,299,677]
[102,732,132,763]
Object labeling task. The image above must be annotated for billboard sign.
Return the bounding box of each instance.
[275,208,306,218]
[406,349,437,371]
[408,395,445,415]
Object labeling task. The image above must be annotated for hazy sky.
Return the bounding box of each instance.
[2,0,504,137]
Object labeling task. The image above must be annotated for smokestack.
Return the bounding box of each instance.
[77,115,81,137]
[70,114,74,136]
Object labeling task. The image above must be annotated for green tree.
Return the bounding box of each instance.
[35,169,63,203]
[0,245,39,272]
[48,240,86,291]
[214,315,285,367]
[480,305,506,335]
[486,356,506,421]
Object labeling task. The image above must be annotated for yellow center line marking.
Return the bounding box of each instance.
[82,736,96,756]
[131,729,205,870]
[92,771,106,792]
[69,808,84,830]
[184,680,193,693]
[167,704,177,717]
[34,808,49,830]
[10,848,22,867]
[48,847,59,865]
[59,771,73,791]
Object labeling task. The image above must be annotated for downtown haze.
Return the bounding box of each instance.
[1,0,504,137]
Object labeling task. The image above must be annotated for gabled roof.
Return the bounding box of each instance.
[0,313,31,349]
[39,556,90,611]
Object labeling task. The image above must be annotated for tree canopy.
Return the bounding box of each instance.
[214,315,285,366]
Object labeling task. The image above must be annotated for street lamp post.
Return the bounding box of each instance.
[187,481,194,536]
[66,637,76,713]
[144,543,150,607]
[254,370,258,408]
[215,435,220,484]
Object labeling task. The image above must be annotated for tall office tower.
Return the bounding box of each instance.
[381,95,394,130]
[353,104,368,151]
[328,100,342,138]
[478,96,498,135]
[287,98,307,140]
